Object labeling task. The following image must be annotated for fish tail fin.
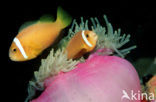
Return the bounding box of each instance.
[56,6,72,28]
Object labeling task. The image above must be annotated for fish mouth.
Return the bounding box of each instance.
[9,56,21,62]
[94,35,98,41]
[93,34,98,42]
[9,52,18,61]
[9,50,13,61]
[9,54,16,61]
[91,32,98,41]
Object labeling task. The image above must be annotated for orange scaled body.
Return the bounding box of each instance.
[66,30,98,59]
[9,7,72,61]
[147,75,156,99]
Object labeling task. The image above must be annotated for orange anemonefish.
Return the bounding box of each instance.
[146,75,156,99]
[66,30,98,59]
[9,7,72,61]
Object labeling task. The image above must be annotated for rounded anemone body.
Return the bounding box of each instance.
[31,54,141,102]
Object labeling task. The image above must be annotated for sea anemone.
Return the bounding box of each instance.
[25,49,79,102]
[31,52,141,102]
[25,15,140,102]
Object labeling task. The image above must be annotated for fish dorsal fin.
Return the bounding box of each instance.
[39,14,55,22]
[18,20,37,32]
[18,15,55,32]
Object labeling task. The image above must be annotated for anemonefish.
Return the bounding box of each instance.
[146,75,156,99]
[9,7,72,61]
[65,30,98,59]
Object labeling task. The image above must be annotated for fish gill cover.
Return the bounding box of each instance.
[25,15,137,101]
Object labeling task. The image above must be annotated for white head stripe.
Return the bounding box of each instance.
[82,30,93,47]
[13,37,28,59]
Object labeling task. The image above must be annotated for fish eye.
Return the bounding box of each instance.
[13,48,17,52]
[86,34,89,38]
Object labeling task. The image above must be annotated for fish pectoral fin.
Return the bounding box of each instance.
[26,45,42,59]
[73,48,87,59]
